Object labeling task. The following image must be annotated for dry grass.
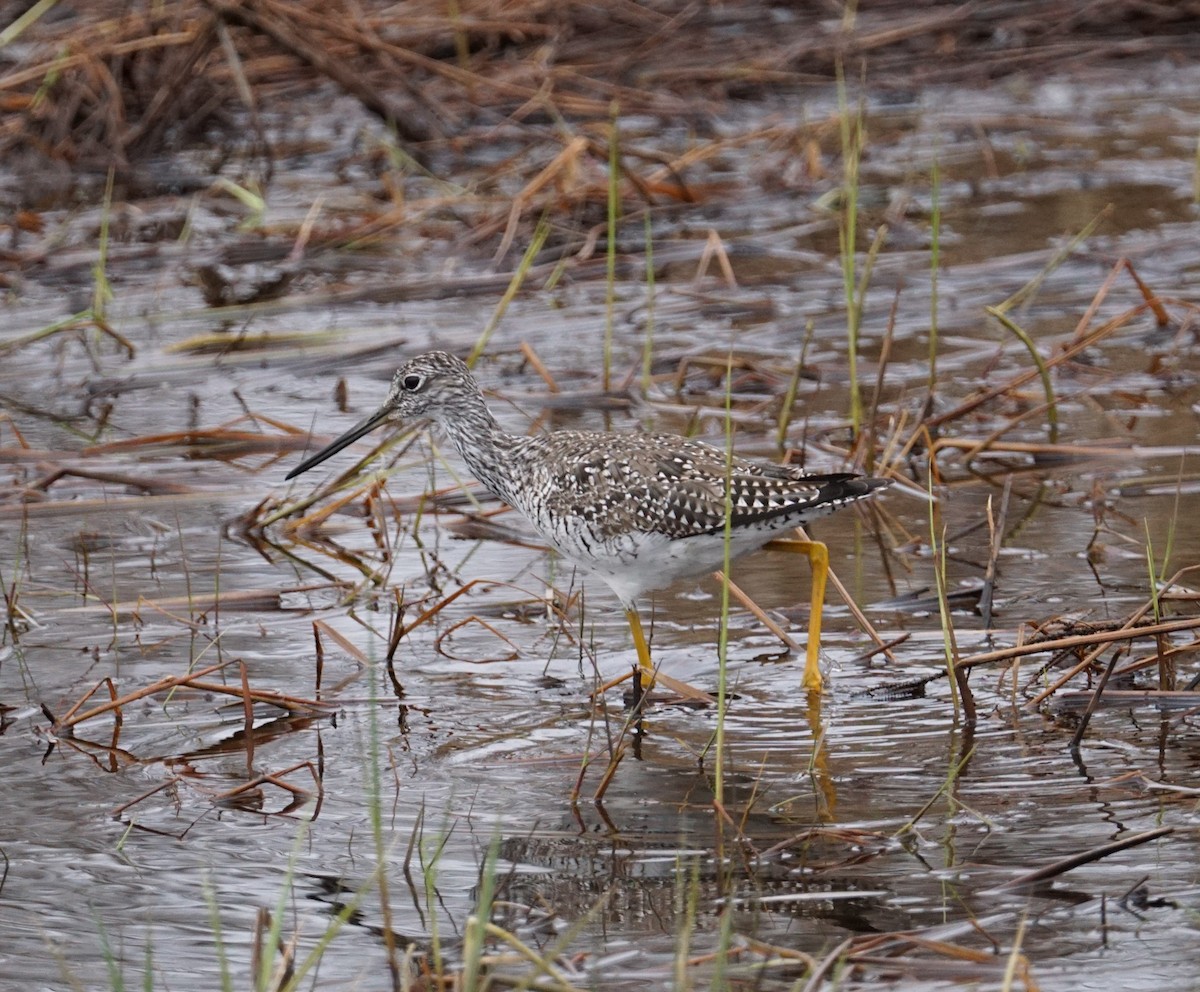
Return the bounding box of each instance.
[4,0,1199,237]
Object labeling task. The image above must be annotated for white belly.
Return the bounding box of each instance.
[548,525,777,608]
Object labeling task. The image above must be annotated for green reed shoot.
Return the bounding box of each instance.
[712,891,735,992]
[984,307,1059,444]
[927,469,961,723]
[269,862,367,991]
[446,0,471,70]
[927,159,941,397]
[213,176,266,230]
[1194,132,1199,204]
[254,822,309,991]
[1159,466,1182,592]
[1148,480,1182,689]
[482,919,580,989]
[201,876,235,992]
[640,210,657,394]
[895,744,974,837]
[775,320,815,450]
[482,881,612,988]
[1143,495,1178,626]
[1143,522,1162,624]
[0,517,28,643]
[93,167,115,322]
[836,63,865,436]
[364,660,403,985]
[141,939,153,992]
[1000,913,1029,992]
[0,0,59,47]
[714,349,737,808]
[993,205,1109,315]
[673,858,700,992]
[461,836,500,992]
[468,214,550,367]
[94,912,125,991]
[419,810,454,980]
[173,510,197,665]
[604,103,620,392]
[367,124,449,193]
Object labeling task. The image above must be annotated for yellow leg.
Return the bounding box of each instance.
[763,538,829,692]
[625,607,655,689]
[593,609,714,704]
[592,607,654,696]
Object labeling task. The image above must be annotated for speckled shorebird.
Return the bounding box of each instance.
[286,351,888,692]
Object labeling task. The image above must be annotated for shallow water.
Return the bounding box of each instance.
[2,42,1200,992]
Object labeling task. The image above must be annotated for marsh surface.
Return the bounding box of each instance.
[2,5,1199,990]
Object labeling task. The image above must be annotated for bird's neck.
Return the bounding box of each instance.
[437,395,520,503]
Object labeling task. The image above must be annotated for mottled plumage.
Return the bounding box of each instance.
[287,351,889,691]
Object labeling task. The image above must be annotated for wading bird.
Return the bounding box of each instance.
[287,352,888,692]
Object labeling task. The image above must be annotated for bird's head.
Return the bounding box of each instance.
[285,351,480,480]
[379,351,479,427]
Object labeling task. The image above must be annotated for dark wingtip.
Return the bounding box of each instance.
[849,475,891,498]
[813,473,890,508]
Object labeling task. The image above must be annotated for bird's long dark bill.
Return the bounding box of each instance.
[285,407,392,480]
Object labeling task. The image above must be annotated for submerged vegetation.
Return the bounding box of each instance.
[2,2,1200,990]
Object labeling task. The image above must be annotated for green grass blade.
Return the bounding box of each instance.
[468,215,551,367]
[985,307,1059,444]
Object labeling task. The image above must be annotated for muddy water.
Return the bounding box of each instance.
[2,58,1200,991]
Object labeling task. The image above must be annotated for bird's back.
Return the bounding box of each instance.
[484,429,885,563]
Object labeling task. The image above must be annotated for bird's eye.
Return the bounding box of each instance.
[402,374,424,391]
